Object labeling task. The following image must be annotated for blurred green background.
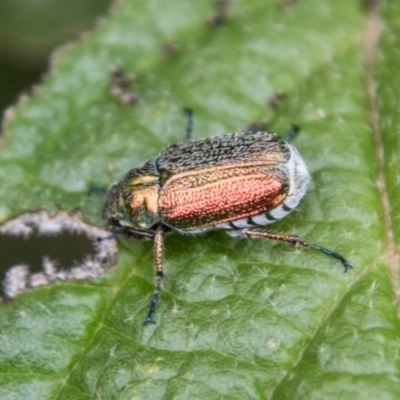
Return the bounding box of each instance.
[0,0,112,116]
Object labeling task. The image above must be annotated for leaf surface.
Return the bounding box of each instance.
[0,1,398,399]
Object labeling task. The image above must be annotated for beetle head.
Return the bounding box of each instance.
[103,159,161,236]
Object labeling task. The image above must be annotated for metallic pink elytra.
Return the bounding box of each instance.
[159,164,286,230]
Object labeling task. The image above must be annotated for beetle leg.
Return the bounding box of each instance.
[87,185,108,196]
[145,228,164,324]
[97,233,119,242]
[282,124,300,143]
[238,228,352,272]
[183,108,194,141]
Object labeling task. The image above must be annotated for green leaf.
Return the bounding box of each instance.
[1,0,399,399]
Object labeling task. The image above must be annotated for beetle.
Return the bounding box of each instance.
[102,110,351,323]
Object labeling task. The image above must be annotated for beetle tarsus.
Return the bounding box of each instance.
[145,273,163,324]
[96,233,119,242]
[88,185,108,196]
[295,239,352,272]
[144,292,159,324]
[183,108,194,141]
[283,124,300,143]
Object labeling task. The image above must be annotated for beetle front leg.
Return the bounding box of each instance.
[145,228,164,324]
[238,228,352,272]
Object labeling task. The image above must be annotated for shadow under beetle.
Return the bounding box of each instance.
[100,110,351,324]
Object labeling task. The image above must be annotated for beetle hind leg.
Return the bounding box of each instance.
[238,228,352,272]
